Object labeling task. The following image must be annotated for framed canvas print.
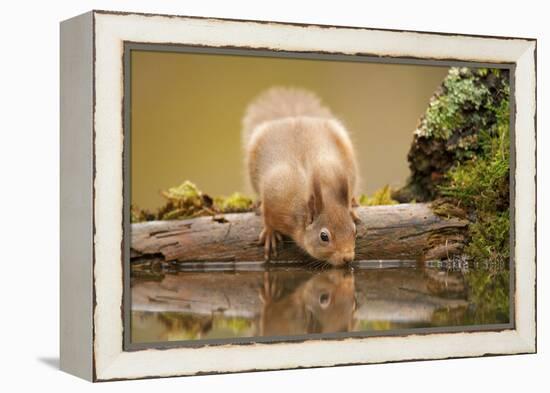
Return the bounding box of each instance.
[60,10,537,382]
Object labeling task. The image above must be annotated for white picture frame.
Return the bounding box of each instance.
[60,10,536,381]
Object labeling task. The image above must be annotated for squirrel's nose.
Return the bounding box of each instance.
[342,252,355,263]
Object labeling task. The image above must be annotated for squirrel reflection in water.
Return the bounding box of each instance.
[259,269,357,336]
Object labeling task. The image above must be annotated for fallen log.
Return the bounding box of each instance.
[131,202,468,263]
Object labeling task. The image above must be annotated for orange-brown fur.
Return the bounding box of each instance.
[243,87,360,266]
[259,270,357,335]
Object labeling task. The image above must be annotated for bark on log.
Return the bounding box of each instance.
[131,203,468,263]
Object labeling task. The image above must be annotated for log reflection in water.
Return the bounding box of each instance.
[131,265,483,343]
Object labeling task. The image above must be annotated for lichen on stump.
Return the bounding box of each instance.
[394,67,510,203]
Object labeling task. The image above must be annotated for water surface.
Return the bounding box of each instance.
[131,261,509,344]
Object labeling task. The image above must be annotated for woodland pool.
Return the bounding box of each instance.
[130,260,510,344]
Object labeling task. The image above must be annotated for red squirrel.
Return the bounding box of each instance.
[243,87,360,266]
[259,270,357,335]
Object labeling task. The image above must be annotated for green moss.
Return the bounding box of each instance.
[438,88,510,263]
[391,66,510,264]
[156,181,208,220]
[395,67,510,202]
[212,316,254,334]
[161,180,202,205]
[464,267,510,324]
[214,192,254,213]
[421,68,490,141]
[465,212,509,263]
[430,198,467,220]
[131,206,154,223]
[156,312,214,340]
[359,185,398,206]
[131,181,255,222]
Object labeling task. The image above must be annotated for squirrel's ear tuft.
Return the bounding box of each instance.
[308,175,324,223]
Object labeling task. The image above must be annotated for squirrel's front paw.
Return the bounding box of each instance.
[259,227,282,261]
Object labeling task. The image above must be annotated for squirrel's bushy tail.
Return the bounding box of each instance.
[242,87,333,144]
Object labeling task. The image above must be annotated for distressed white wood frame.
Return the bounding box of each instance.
[61,10,536,382]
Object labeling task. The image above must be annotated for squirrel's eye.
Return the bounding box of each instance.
[320,230,330,242]
[319,292,330,306]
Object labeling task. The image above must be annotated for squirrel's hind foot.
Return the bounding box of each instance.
[259,227,282,261]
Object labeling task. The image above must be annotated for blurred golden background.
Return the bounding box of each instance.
[131,50,449,210]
